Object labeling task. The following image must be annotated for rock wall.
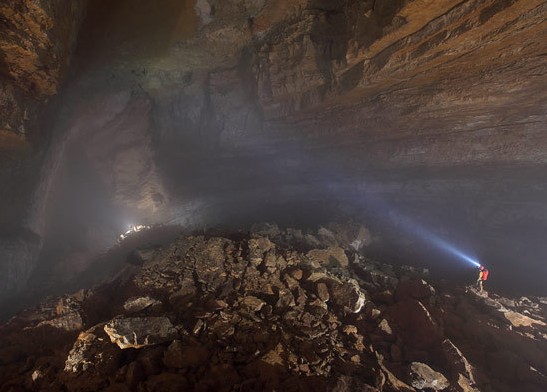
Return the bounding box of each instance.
[0,0,87,138]
[0,0,87,301]
[1,0,546,302]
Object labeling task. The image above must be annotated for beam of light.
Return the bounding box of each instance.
[390,212,482,268]
[419,229,482,267]
[356,194,482,269]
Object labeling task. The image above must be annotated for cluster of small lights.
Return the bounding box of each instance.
[119,224,151,240]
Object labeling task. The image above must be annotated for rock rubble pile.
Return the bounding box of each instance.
[0,225,546,391]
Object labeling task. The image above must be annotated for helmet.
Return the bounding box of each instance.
[479,265,485,270]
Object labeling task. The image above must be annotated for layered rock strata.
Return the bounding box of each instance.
[0,0,546,317]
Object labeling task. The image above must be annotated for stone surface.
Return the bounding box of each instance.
[330,280,366,313]
[103,317,178,349]
[123,296,160,313]
[0,0,88,305]
[408,362,450,391]
[1,0,547,310]
[396,279,436,302]
[504,310,546,328]
[64,324,121,376]
[441,339,475,383]
[307,247,349,268]
[0,233,546,391]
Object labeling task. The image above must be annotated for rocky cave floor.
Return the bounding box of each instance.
[0,224,546,392]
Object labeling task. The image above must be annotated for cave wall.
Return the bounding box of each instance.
[0,0,88,138]
[1,0,546,302]
[0,0,88,299]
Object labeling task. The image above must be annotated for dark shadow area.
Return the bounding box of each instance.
[73,0,197,70]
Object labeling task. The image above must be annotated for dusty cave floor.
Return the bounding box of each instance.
[0,224,546,392]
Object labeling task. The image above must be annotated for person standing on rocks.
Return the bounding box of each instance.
[476,265,489,292]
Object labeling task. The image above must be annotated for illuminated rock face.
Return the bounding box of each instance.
[0,0,547,301]
[0,0,87,137]
[0,0,87,303]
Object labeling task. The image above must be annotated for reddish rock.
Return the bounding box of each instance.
[396,279,436,302]
[386,300,443,351]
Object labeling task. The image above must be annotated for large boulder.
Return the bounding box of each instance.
[441,339,475,383]
[64,324,121,375]
[386,300,443,352]
[503,310,546,328]
[104,317,178,349]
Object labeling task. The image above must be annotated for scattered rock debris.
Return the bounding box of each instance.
[0,228,546,391]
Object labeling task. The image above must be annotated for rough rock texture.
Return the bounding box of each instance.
[0,0,87,304]
[104,317,178,349]
[0,231,545,391]
[0,0,87,136]
[409,362,450,390]
[0,0,546,319]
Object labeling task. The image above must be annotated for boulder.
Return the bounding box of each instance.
[247,237,275,265]
[240,296,266,312]
[441,339,475,382]
[104,317,178,349]
[316,282,330,302]
[408,362,450,390]
[386,300,442,350]
[378,356,416,392]
[123,296,160,313]
[306,247,349,268]
[396,279,436,302]
[64,324,121,375]
[503,311,546,328]
[330,280,366,313]
[37,311,83,331]
[455,373,480,392]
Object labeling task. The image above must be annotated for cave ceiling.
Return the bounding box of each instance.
[0,0,546,302]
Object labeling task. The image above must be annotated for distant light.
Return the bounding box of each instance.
[119,223,151,241]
